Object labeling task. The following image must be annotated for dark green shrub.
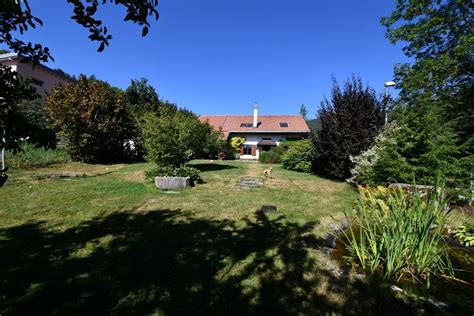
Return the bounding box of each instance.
[280,140,315,173]
[145,165,173,180]
[174,166,203,185]
[259,151,280,164]
[141,108,219,168]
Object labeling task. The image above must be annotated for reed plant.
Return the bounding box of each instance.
[343,185,453,287]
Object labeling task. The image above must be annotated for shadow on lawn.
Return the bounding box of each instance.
[190,163,238,172]
[0,210,413,315]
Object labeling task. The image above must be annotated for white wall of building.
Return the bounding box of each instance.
[237,134,288,160]
[16,62,70,98]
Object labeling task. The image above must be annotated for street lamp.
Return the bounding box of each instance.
[384,81,396,124]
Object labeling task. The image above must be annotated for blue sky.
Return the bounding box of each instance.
[4,0,407,118]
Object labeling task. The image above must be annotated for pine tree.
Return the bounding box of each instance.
[299,104,308,120]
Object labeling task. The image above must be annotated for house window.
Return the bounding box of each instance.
[279,122,288,127]
[242,145,252,155]
[240,123,253,127]
[31,77,44,86]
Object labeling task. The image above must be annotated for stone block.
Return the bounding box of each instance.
[155,176,190,189]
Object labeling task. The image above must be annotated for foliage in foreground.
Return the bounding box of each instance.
[0,66,56,152]
[343,186,453,286]
[451,223,474,247]
[381,0,473,195]
[280,139,315,173]
[314,75,385,180]
[1,0,159,64]
[7,143,69,169]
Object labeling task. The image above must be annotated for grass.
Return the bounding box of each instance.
[0,160,472,314]
[7,143,70,169]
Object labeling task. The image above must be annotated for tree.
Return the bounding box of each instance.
[314,75,385,180]
[141,107,219,168]
[0,0,159,64]
[299,104,308,120]
[124,78,160,114]
[229,137,246,155]
[46,75,132,163]
[381,0,473,191]
[0,65,56,185]
[0,65,56,152]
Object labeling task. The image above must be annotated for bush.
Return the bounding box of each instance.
[348,122,412,185]
[280,140,315,173]
[145,165,203,185]
[349,102,464,195]
[174,166,203,185]
[7,143,69,168]
[343,185,453,286]
[145,165,173,180]
[141,108,219,168]
[451,223,474,247]
[259,150,280,164]
[46,75,133,163]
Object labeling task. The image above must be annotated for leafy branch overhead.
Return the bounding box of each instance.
[0,0,159,64]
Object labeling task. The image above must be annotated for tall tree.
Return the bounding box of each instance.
[299,104,308,120]
[314,75,386,180]
[124,78,160,114]
[46,75,132,163]
[0,0,159,64]
[382,0,473,190]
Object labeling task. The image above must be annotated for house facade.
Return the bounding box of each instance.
[0,52,73,99]
[199,105,311,160]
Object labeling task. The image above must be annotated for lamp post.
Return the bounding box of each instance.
[384,81,396,124]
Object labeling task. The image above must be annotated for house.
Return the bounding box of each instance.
[199,104,311,160]
[0,52,74,99]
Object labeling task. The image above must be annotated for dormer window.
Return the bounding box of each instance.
[279,122,288,127]
[240,123,253,127]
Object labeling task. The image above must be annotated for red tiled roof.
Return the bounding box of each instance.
[199,114,310,139]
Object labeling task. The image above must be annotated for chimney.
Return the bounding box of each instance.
[253,102,258,128]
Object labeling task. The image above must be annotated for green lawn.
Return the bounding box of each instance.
[0,160,470,314]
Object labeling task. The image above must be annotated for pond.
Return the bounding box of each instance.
[330,229,474,312]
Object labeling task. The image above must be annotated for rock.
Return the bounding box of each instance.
[239,177,263,189]
[427,298,449,310]
[155,176,190,189]
[353,273,366,282]
[389,285,404,293]
[260,205,277,213]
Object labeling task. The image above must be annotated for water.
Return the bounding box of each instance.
[331,230,474,311]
